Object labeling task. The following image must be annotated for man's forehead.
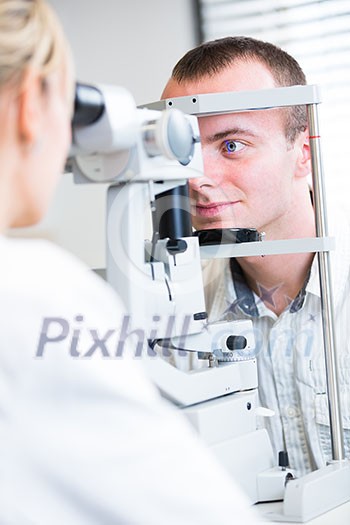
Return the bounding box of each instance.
[162,60,276,99]
[198,109,284,142]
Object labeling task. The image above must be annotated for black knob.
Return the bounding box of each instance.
[278,450,289,470]
[193,312,208,321]
[166,239,188,255]
[226,335,247,351]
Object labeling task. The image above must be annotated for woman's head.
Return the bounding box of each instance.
[0,0,70,87]
[0,0,74,230]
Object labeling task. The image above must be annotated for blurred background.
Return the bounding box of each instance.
[11,0,350,269]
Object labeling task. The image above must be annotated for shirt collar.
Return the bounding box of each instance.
[228,259,259,317]
[228,258,311,317]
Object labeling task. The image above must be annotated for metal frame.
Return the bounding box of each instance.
[144,84,344,465]
[141,84,321,114]
[200,236,335,259]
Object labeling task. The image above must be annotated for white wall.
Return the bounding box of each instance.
[49,0,197,105]
[11,0,197,269]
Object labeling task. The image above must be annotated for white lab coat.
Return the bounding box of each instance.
[0,236,259,524]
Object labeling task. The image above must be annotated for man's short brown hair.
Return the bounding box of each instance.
[171,36,307,143]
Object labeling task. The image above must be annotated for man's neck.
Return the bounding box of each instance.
[236,200,316,316]
[238,251,315,316]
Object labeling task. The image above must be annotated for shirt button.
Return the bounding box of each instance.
[287,406,297,418]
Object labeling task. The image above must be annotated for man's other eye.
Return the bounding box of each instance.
[223,140,245,154]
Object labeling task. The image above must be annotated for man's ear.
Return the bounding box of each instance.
[295,129,311,178]
[17,68,44,149]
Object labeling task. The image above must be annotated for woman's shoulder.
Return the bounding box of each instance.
[0,236,122,315]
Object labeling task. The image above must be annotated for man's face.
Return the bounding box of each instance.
[162,60,308,236]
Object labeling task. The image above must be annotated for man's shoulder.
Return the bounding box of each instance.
[311,203,350,304]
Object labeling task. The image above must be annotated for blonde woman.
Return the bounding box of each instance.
[0,1,259,524]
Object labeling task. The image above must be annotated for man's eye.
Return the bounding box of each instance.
[223,140,244,154]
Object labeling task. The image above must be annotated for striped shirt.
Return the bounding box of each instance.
[202,209,350,477]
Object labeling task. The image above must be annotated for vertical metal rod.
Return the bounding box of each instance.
[307,103,345,461]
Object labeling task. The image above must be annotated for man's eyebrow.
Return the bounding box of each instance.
[204,128,258,143]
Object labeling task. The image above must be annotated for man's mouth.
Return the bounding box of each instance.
[195,202,238,218]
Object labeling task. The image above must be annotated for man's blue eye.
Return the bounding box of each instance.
[225,140,237,153]
[223,140,244,154]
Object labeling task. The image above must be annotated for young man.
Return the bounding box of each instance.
[162,37,350,477]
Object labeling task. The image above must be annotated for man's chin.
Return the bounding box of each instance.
[193,219,239,231]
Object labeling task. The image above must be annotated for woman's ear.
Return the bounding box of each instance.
[17,68,44,150]
[295,129,311,178]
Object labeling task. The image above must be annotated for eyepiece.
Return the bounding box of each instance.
[72,83,105,127]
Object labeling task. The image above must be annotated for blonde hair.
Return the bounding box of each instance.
[0,0,68,87]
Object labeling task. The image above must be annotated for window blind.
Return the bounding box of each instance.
[197,0,350,208]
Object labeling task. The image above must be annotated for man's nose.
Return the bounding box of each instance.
[189,147,224,192]
[189,172,214,193]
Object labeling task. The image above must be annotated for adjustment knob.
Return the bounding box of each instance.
[226,335,247,350]
[166,239,187,255]
[278,450,289,471]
